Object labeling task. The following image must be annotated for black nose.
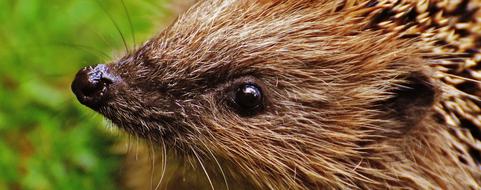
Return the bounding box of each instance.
[71,64,113,109]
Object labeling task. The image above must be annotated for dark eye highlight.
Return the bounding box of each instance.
[232,83,264,116]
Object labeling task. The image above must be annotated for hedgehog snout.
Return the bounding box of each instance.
[71,64,117,110]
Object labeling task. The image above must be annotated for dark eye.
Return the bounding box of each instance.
[233,83,263,113]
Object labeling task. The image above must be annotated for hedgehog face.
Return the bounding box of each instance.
[72,0,438,188]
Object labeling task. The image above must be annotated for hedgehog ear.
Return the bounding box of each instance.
[383,72,437,130]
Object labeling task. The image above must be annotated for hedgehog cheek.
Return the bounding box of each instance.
[383,72,437,133]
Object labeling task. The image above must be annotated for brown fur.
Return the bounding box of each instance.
[78,0,481,189]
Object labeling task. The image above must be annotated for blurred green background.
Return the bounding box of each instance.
[0,0,172,189]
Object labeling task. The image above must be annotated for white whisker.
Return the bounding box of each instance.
[191,146,215,190]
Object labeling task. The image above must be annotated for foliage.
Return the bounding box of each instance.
[0,0,171,189]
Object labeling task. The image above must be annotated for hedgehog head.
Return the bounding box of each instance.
[72,0,440,188]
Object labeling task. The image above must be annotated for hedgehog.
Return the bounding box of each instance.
[71,0,481,189]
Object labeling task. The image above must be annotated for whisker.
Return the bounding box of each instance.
[121,0,136,49]
[154,138,167,190]
[201,142,229,190]
[52,42,111,59]
[91,28,116,48]
[126,134,132,154]
[95,0,130,53]
[191,146,215,190]
[135,137,140,161]
[148,138,157,190]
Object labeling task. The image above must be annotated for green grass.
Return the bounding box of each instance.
[0,0,172,189]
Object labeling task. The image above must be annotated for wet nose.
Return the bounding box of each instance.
[71,64,113,109]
